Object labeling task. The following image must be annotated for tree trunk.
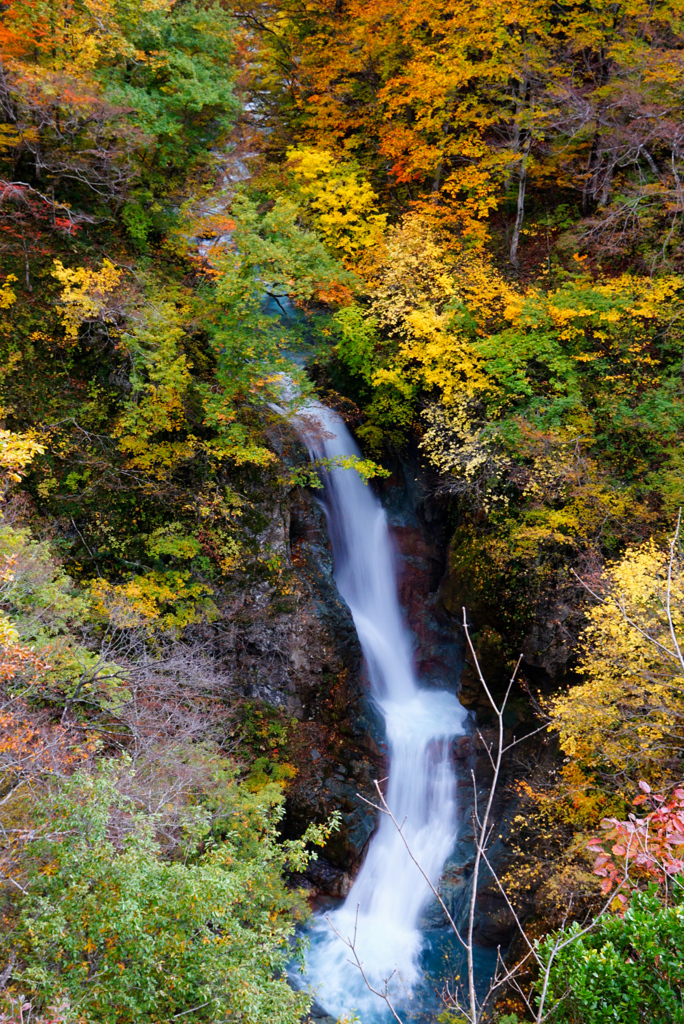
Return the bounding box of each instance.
[510,138,531,269]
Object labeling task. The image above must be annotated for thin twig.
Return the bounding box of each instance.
[325,907,405,1024]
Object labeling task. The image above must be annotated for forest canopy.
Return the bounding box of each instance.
[1,0,684,1021]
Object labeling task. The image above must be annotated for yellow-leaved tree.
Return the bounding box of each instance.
[549,521,684,783]
[286,146,387,273]
[337,216,504,450]
[52,259,125,344]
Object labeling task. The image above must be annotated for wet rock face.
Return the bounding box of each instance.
[438,524,590,687]
[282,489,387,874]
[289,856,353,900]
[216,487,363,721]
[520,587,585,678]
[212,480,385,878]
[380,468,464,694]
[285,721,382,872]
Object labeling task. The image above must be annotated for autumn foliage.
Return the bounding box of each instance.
[4,0,684,1018]
[589,781,684,906]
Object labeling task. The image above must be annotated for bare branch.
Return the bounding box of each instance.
[325,908,405,1024]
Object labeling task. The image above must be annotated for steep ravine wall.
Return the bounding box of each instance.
[218,433,549,950]
[210,469,385,892]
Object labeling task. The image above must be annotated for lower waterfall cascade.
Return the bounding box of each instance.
[292,401,469,1021]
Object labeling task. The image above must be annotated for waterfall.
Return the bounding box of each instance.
[293,401,468,1022]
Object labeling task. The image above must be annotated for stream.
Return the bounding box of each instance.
[292,401,469,1022]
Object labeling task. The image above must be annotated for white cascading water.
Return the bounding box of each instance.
[293,401,468,1021]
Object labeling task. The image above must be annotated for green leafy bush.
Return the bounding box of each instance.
[540,886,684,1024]
[6,759,333,1024]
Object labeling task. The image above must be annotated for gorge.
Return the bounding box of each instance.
[3,0,684,1017]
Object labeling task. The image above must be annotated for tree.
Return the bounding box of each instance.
[285,146,387,272]
[549,520,684,783]
[1,0,240,251]
[2,758,336,1024]
[587,781,684,907]
[237,0,684,268]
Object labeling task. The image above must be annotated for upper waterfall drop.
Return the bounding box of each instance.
[292,400,468,1022]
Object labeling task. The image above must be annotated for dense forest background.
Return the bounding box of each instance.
[1,0,684,1021]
